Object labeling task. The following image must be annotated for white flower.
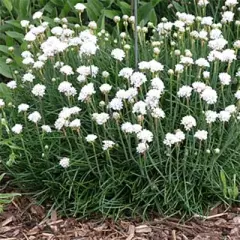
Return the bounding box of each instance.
[221,49,236,62]
[111,48,125,61]
[130,72,147,88]
[148,60,164,72]
[194,130,208,140]
[58,81,77,97]
[145,89,162,108]
[215,148,220,154]
[205,110,218,124]
[218,110,231,122]
[138,61,150,71]
[136,142,149,154]
[175,64,184,73]
[195,58,210,68]
[18,103,29,113]
[0,99,5,108]
[109,98,123,111]
[210,29,223,39]
[225,105,237,114]
[208,50,223,62]
[203,71,210,79]
[77,75,87,83]
[76,65,99,77]
[132,124,142,133]
[22,73,35,83]
[100,84,112,94]
[176,12,195,25]
[41,37,68,57]
[12,124,23,134]
[22,57,34,65]
[86,134,97,143]
[175,129,185,142]
[192,82,206,93]
[180,56,194,65]
[33,61,44,69]
[28,111,41,124]
[219,72,231,85]
[54,118,68,130]
[198,30,208,40]
[151,107,165,119]
[234,90,240,100]
[78,83,96,102]
[51,26,63,36]
[151,77,165,92]
[177,86,193,98]
[121,122,134,133]
[24,32,36,42]
[208,38,228,50]
[92,113,110,125]
[234,40,240,49]
[200,87,218,104]
[41,125,52,133]
[32,84,46,97]
[201,16,213,26]
[118,67,134,79]
[163,133,178,147]
[7,80,17,89]
[21,51,32,58]
[102,140,115,151]
[20,20,30,28]
[222,11,234,23]
[59,157,70,168]
[33,11,43,19]
[60,65,74,75]
[88,21,97,30]
[80,42,98,56]
[137,129,153,143]
[74,3,86,12]
[225,0,238,7]
[69,119,81,129]
[132,101,147,115]
[102,71,110,78]
[181,115,197,131]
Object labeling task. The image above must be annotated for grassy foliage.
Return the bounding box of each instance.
[0,0,240,219]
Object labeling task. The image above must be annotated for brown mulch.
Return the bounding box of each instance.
[1,196,240,240]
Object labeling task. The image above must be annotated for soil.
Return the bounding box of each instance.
[1,195,240,240]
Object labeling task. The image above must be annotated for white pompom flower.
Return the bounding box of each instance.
[12,124,23,134]
[111,48,125,61]
[59,157,70,168]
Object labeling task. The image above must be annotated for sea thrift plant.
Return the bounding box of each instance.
[1,0,240,217]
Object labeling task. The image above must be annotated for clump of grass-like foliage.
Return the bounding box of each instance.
[1,1,240,218]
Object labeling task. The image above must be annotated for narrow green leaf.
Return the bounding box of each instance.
[86,0,104,21]
[172,1,184,12]
[2,0,13,13]
[117,1,131,16]
[18,0,30,19]
[152,0,162,7]
[103,9,121,20]
[0,173,6,182]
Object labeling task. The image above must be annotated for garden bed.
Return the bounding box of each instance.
[1,195,240,240]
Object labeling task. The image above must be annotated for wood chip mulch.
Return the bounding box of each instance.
[1,196,240,240]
